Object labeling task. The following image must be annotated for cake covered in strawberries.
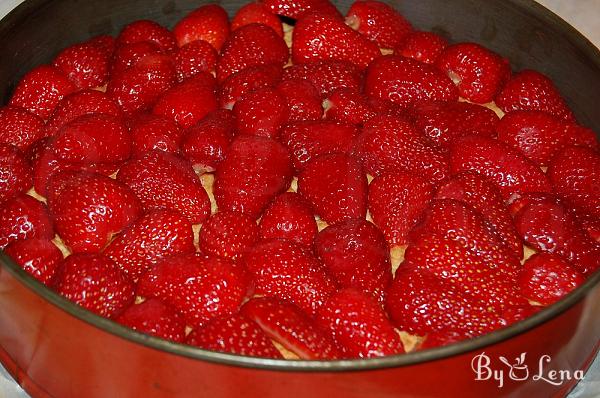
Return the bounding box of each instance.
[0,0,599,360]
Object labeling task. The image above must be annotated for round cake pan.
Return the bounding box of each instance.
[0,0,599,397]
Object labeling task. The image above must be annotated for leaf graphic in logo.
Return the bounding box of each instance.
[499,356,511,367]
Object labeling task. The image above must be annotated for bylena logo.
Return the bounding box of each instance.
[471,352,585,388]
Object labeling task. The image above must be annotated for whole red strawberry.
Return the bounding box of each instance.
[9,65,76,119]
[368,171,434,246]
[435,43,510,103]
[104,209,195,280]
[548,146,600,220]
[242,239,337,315]
[345,0,412,49]
[128,114,184,157]
[232,86,289,138]
[216,23,289,83]
[117,150,211,224]
[412,101,499,149]
[173,4,231,50]
[279,120,358,172]
[219,63,283,109]
[174,40,218,81]
[214,135,293,218]
[49,171,142,252]
[110,41,162,79]
[53,41,111,89]
[198,211,259,259]
[259,192,318,247]
[4,239,63,285]
[276,79,324,122]
[324,88,379,126]
[181,109,235,172]
[316,288,404,358]
[186,313,282,358]
[261,0,342,19]
[449,135,551,200]
[232,3,283,36]
[395,31,448,65]
[116,298,186,343]
[353,114,449,182]
[53,253,135,318]
[292,12,380,69]
[314,219,392,302]
[241,297,341,359]
[0,144,32,204]
[137,254,250,328]
[152,72,218,129]
[116,20,177,53]
[0,194,53,249]
[0,106,46,151]
[364,55,458,108]
[495,69,575,121]
[518,253,584,306]
[297,153,368,224]
[282,61,362,98]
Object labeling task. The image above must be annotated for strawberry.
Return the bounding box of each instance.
[49,171,141,252]
[128,113,183,157]
[104,209,195,280]
[232,86,289,138]
[214,135,293,218]
[345,0,412,49]
[116,298,186,343]
[45,89,122,136]
[9,65,76,120]
[513,195,600,275]
[88,34,116,57]
[518,253,584,306]
[186,313,282,358]
[364,55,458,108]
[198,211,259,259]
[174,40,218,81]
[435,171,522,257]
[173,4,230,50]
[352,114,449,182]
[297,153,368,224]
[279,120,357,172]
[52,42,111,89]
[152,72,218,129]
[292,12,380,69]
[116,150,211,224]
[3,239,63,285]
[116,20,177,53]
[316,288,404,358]
[0,194,53,249]
[449,135,551,200]
[52,253,135,318]
[495,70,575,121]
[259,192,318,247]
[241,297,341,359]
[0,106,46,151]
[50,114,132,164]
[418,330,467,350]
[0,144,32,204]
[137,253,250,328]
[499,304,542,327]
[107,53,177,114]
[368,171,434,246]
[435,43,510,103]
[110,41,162,78]
[324,88,380,126]
[281,61,362,98]
[314,219,392,302]
[412,101,498,150]
[386,264,501,337]
[181,109,235,172]
[216,24,288,84]
[241,239,337,314]
[395,31,448,65]
[219,63,283,109]
[495,111,597,166]
[261,0,342,19]
[548,146,600,220]
[276,79,323,122]
[232,3,283,36]
[410,199,520,273]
